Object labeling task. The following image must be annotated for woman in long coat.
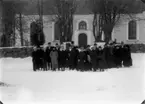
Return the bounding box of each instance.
[50,47,58,71]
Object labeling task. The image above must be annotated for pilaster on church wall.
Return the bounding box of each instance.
[42,15,55,45]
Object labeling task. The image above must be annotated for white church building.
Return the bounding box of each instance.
[2,0,145,46]
[24,14,145,46]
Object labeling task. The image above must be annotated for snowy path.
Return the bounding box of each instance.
[0,54,145,104]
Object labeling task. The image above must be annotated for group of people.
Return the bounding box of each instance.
[31,41,132,72]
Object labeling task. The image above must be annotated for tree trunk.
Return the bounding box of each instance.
[19,13,23,46]
[104,31,112,43]
[93,14,97,41]
[13,18,16,46]
[98,15,103,41]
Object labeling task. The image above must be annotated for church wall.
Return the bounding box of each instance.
[113,13,145,44]
[73,15,95,45]
[137,20,145,43]
[15,12,145,46]
[113,20,129,43]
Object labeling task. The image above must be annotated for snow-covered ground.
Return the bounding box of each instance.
[0,53,145,104]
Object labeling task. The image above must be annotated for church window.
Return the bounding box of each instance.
[128,20,137,40]
[79,21,87,30]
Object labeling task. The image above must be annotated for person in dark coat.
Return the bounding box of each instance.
[89,46,98,71]
[45,42,52,71]
[50,47,59,71]
[97,46,107,71]
[77,47,86,71]
[69,46,79,70]
[33,45,45,71]
[104,44,116,69]
[122,45,132,67]
[65,48,70,69]
[84,46,92,71]
[59,46,67,71]
[32,47,37,71]
[55,43,61,70]
[113,45,122,68]
[120,41,125,65]
[37,46,45,71]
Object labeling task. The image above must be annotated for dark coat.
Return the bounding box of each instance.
[97,49,107,70]
[84,50,92,71]
[32,48,44,69]
[104,46,116,68]
[89,49,98,69]
[45,46,52,63]
[123,45,132,67]
[59,50,67,67]
[113,45,122,67]
[77,51,86,70]
[69,47,79,69]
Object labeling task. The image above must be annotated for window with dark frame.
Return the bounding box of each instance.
[128,20,137,40]
[79,21,87,30]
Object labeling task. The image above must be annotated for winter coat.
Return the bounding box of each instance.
[45,46,52,63]
[50,51,58,69]
[97,49,107,69]
[77,51,86,70]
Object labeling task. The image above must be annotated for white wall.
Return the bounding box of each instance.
[15,13,145,46]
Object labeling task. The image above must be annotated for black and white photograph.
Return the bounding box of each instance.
[0,0,145,104]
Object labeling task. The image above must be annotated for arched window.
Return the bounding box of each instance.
[128,20,137,40]
[79,21,87,30]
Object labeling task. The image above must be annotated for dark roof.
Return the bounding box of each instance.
[2,0,145,15]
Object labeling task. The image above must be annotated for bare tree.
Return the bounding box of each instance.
[29,0,45,46]
[87,0,136,42]
[53,0,77,43]
[0,0,3,46]
[87,0,99,41]
[14,1,29,46]
[2,0,16,47]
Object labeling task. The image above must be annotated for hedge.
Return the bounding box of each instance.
[129,44,145,53]
[0,46,33,58]
[0,44,145,58]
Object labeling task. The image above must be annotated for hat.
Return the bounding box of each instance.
[98,46,102,48]
[71,41,74,44]
[48,42,51,45]
[94,43,97,46]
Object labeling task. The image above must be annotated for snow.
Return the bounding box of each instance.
[0,53,145,104]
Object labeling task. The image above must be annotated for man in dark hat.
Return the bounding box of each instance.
[32,45,44,71]
[71,41,75,48]
[69,46,79,70]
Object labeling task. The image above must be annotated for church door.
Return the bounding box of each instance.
[78,33,87,47]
